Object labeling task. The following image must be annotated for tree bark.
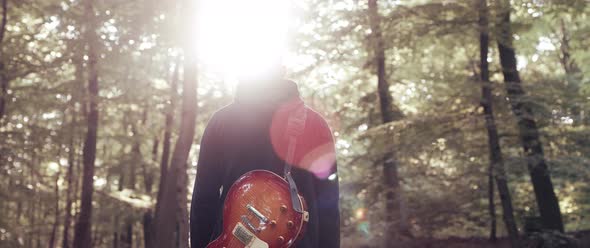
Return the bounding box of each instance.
[153,7,199,243]
[35,197,42,248]
[141,124,160,248]
[154,55,197,247]
[0,0,9,121]
[122,222,132,248]
[478,0,519,246]
[73,0,100,246]
[155,59,179,218]
[496,0,564,232]
[112,228,118,248]
[558,19,581,78]
[130,123,140,190]
[64,57,82,248]
[143,210,154,248]
[487,164,497,242]
[176,161,190,248]
[49,170,61,248]
[63,154,75,248]
[482,0,497,242]
[367,0,409,239]
[28,151,38,248]
[143,136,158,194]
[558,19,583,126]
[0,0,6,43]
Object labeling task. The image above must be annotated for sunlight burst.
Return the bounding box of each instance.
[196,0,291,79]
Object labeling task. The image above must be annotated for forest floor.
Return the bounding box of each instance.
[345,230,590,248]
[391,237,511,248]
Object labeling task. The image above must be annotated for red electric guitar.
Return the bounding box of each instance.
[206,170,309,248]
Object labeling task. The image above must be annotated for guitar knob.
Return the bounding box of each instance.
[280,205,288,213]
[287,221,294,228]
[270,220,277,226]
[277,236,285,243]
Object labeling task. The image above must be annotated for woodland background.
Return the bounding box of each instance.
[0,0,589,247]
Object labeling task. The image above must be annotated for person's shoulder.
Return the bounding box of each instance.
[209,103,235,120]
[304,105,332,131]
[304,105,326,121]
[203,104,235,129]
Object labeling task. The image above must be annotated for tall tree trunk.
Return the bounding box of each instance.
[558,19,583,126]
[176,161,190,248]
[0,0,6,43]
[487,163,497,242]
[367,0,409,239]
[16,199,22,224]
[482,0,497,242]
[478,0,519,246]
[0,0,9,121]
[112,227,118,248]
[153,1,199,242]
[155,59,179,217]
[36,198,42,248]
[73,75,85,221]
[154,54,197,247]
[49,169,61,248]
[496,0,564,232]
[140,136,159,248]
[143,210,154,248]
[27,151,38,248]
[142,136,158,194]
[151,59,179,248]
[130,123,140,190]
[113,204,119,248]
[63,138,75,248]
[63,57,82,248]
[74,137,83,217]
[121,222,132,248]
[73,0,100,245]
[558,19,581,78]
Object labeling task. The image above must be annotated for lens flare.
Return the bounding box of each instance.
[269,100,336,179]
[355,208,366,220]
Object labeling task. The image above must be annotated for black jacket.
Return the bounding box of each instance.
[190,80,340,248]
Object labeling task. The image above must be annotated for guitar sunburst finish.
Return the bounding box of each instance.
[206,170,308,248]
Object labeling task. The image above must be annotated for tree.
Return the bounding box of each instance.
[73,0,100,246]
[63,65,81,248]
[367,0,409,239]
[1,0,589,247]
[153,2,198,247]
[0,0,8,121]
[153,54,196,247]
[155,58,179,218]
[557,18,584,126]
[495,0,564,232]
[477,0,518,245]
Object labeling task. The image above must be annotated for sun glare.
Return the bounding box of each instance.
[196,0,291,79]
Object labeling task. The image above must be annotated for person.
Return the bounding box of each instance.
[189,70,340,248]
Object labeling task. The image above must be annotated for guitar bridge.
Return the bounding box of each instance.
[247,204,269,223]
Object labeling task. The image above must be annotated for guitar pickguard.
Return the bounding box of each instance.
[232,223,269,248]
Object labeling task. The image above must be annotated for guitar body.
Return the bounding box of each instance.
[206,170,308,248]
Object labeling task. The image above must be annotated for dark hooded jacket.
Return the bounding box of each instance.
[190,80,340,248]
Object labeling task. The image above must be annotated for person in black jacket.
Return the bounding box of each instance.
[190,75,340,248]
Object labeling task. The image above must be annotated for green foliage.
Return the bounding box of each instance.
[0,0,588,247]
